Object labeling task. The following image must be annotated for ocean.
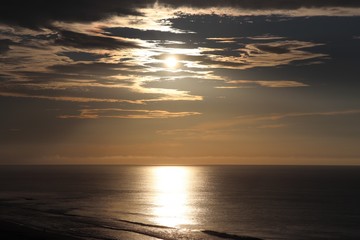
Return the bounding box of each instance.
[0,165,359,240]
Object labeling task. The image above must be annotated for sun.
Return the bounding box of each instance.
[165,56,177,68]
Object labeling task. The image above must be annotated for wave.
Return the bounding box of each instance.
[0,199,263,240]
[202,230,263,240]
[115,219,174,229]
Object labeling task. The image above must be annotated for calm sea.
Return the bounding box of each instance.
[0,165,359,240]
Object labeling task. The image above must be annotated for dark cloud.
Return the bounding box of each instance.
[0,39,13,54]
[159,0,360,10]
[255,44,290,54]
[10,70,104,83]
[49,62,125,76]
[58,51,109,62]
[104,27,194,41]
[54,30,138,50]
[0,0,146,29]
[0,74,10,82]
[2,1,360,29]
[172,15,360,43]
[47,62,145,81]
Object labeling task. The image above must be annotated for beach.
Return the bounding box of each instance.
[0,219,263,240]
[0,220,82,240]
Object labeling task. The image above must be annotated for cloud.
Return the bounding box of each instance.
[255,44,291,54]
[0,91,143,103]
[0,0,144,29]
[48,62,135,76]
[159,0,360,10]
[201,40,328,69]
[0,39,13,54]
[230,109,360,129]
[158,39,328,70]
[58,108,201,119]
[224,80,309,88]
[104,27,193,41]
[58,51,109,62]
[162,2,360,17]
[244,109,360,122]
[1,31,321,107]
[206,37,242,43]
[257,124,287,129]
[0,3,350,125]
[2,0,360,30]
[157,109,360,139]
[247,35,285,41]
[54,30,139,50]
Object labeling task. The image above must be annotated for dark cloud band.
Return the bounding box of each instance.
[159,0,360,10]
[1,0,360,28]
[54,30,139,49]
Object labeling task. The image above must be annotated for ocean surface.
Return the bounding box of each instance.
[0,165,360,240]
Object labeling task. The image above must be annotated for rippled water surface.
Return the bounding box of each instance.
[1,165,360,239]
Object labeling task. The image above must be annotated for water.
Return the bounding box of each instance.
[0,165,360,239]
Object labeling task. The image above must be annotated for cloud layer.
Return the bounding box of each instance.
[2,0,360,29]
[1,0,360,164]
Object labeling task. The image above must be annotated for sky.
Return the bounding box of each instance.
[1,0,360,165]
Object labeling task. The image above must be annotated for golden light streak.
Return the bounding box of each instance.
[151,167,193,227]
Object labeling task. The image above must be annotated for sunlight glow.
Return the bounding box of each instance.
[165,56,178,68]
[151,166,192,227]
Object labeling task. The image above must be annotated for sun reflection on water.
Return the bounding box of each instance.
[151,166,193,227]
